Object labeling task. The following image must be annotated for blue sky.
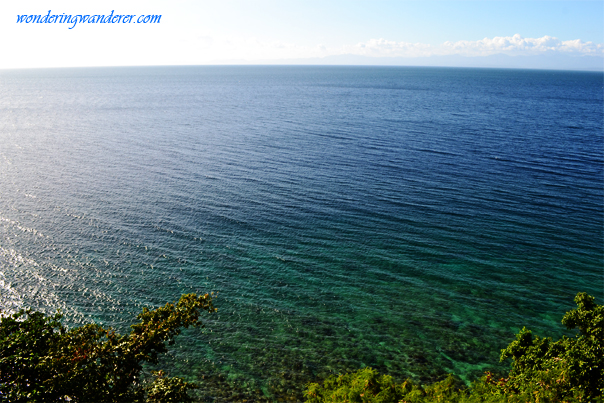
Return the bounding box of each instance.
[186,1,603,45]
[1,0,602,69]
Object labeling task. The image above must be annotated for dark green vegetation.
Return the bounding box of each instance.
[0,292,601,402]
[304,292,603,403]
[0,293,215,402]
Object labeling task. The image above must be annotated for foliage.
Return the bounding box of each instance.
[2,290,601,403]
[305,292,603,403]
[0,293,215,403]
[499,292,603,401]
[304,370,510,403]
[305,367,405,403]
[145,371,198,403]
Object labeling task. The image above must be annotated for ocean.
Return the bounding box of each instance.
[0,66,602,401]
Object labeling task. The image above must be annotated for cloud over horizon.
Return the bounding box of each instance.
[347,34,604,58]
[205,34,604,64]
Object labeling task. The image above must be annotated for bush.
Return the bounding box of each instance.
[305,367,406,403]
[498,292,603,401]
[0,293,215,403]
[305,292,603,403]
[2,291,601,402]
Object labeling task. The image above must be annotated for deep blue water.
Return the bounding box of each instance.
[0,66,602,401]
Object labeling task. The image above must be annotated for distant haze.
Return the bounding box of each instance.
[218,54,604,72]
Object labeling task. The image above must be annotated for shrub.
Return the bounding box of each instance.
[305,367,406,403]
[304,292,603,403]
[499,292,603,401]
[0,293,215,402]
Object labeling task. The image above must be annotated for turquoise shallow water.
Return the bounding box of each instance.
[0,66,602,401]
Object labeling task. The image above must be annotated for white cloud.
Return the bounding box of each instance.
[1,20,602,69]
[347,34,604,58]
[211,34,604,62]
[440,34,604,56]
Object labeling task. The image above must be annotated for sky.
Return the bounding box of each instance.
[1,0,603,70]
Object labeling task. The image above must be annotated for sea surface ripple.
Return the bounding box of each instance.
[0,66,602,400]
